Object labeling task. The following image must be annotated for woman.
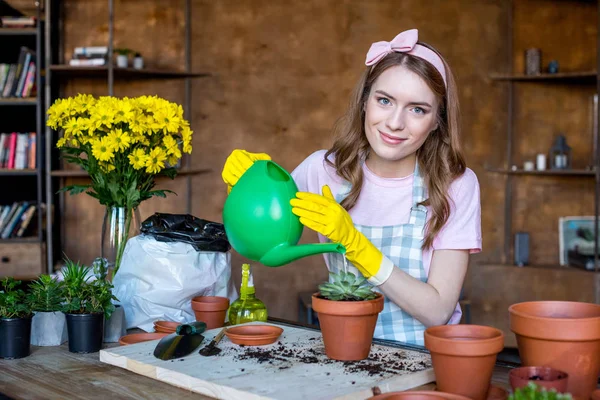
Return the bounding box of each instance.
[221,29,481,345]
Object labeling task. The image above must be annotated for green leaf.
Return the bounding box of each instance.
[58,184,91,195]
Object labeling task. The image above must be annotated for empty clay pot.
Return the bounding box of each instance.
[508,366,568,392]
[153,320,179,333]
[424,324,504,400]
[509,301,600,400]
[118,332,168,346]
[224,324,283,346]
[368,391,471,400]
[312,292,384,361]
[591,389,600,400]
[191,296,230,329]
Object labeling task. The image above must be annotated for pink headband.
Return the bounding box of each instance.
[365,29,447,87]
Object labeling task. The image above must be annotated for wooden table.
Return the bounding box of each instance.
[0,319,513,400]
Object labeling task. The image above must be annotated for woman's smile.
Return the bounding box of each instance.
[378,129,407,145]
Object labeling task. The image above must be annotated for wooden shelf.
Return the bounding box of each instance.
[0,169,38,176]
[0,98,38,106]
[480,263,599,273]
[0,237,40,244]
[0,28,37,36]
[49,65,210,80]
[50,168,211,177]
[490,70,596,82]
[486,167,595,176]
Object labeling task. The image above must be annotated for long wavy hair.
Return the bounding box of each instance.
[324,44,466,250]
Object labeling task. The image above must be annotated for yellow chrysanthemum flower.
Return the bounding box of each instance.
[128,148,147,170]
[183,141,192,154]
[56,137,67,148]
[145,147,167,174]
[167,154,179,166]
[114,99,134,124]
[162,135,178,155]
[89,105,116,130]
[107,129,131,152]
[91,137,115,162]
[72,94,96,115]
[100,162,116,173]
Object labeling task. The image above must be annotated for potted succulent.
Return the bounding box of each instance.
[0,277,33,359]
[508,382,572,400]
[27,274,67,346]
[61,257,117,353]
[92,257,125,343]
[132,52,143,69]
[508,366,569,392]
[311,270,383,361]
[113,48,132,68]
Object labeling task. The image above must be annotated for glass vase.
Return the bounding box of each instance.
[101,206,141,280]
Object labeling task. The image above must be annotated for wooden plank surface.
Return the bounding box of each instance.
[100,322,435,400]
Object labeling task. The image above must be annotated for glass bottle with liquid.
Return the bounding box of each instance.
[228,263,268,325]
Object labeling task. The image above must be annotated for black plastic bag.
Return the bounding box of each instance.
[140,213,231,253]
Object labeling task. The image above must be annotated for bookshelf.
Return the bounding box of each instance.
[0,5,46,279]
[43,0,210,273]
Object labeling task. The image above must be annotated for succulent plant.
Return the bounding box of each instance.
[508,382,572,400]
[318,270,378,301]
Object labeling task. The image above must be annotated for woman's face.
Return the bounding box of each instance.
[364,65,439,178]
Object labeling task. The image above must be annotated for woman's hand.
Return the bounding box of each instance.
[290,185,393,285]
[221,149,271,193]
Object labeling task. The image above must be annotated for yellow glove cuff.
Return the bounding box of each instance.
[345,232,394,286]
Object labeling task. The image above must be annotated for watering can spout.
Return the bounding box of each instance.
[259,242,346,267]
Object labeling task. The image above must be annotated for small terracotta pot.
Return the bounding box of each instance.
[424,324,504,400]
[368,391,471,400]
[225,325,283,346]
[509,301,600,399]
[312,292,384,361]
[191,296,230,330]
[118,332,168,346]
[591,389,600,400]
[508,366,568,392]
[153,320,179,333]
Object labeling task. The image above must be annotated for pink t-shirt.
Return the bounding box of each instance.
[291,150,482,324]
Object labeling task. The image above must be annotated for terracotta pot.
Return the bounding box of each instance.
[312,292,384,361]
[424,324,504,400]
[153,320,179,333]
[509,301,600,399]
[368,391,471,400]
[225,325,283,346]
[191,296,230,329]
[508,366,568,392]
[118,332,168,346]
[591,389,600,400]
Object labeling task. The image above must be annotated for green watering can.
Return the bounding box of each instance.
[223,160,346,267]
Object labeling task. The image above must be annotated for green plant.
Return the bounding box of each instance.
[318,270,378,301]
[0,277,31,319]
[61,256,118,320]
[27,275,64,312]
[113,48,133,56]
[508,382,572,400]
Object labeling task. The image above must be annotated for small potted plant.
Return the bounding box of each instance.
[61,257,117,353]
[27,274,67,346]
[0,277,33,359]
[92,257,125,343]
[508,382,572,400]
[311,270,383,361]
[132,52,143,69]
[114,48,132,68]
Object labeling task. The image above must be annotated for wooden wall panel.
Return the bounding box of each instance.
[58,0,510,322]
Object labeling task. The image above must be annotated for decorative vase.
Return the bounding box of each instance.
[509,301,600,399]
[424,324,504,400]
[101,206,141,279]
[311,292,384,361]
[30,311,67,346]
[191,296,230,330]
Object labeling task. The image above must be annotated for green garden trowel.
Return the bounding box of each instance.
[153,321,206,361]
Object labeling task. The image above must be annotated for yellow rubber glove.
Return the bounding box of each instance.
[221,149,272,193]
[290,185,394,285]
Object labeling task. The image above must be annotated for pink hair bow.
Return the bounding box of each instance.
[364,29,447,87]
[365,29,419,66]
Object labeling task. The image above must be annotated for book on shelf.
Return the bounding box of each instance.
[69,46,108,67]
[0,132,36,169]
[0,201,38,239]
[0,46,36,98]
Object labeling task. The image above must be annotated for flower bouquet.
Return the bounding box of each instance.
[46,94,193,276]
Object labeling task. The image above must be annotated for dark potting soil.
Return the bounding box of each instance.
[228,337,431,378]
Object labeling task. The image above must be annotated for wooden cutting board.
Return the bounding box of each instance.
[100,322,434,400]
